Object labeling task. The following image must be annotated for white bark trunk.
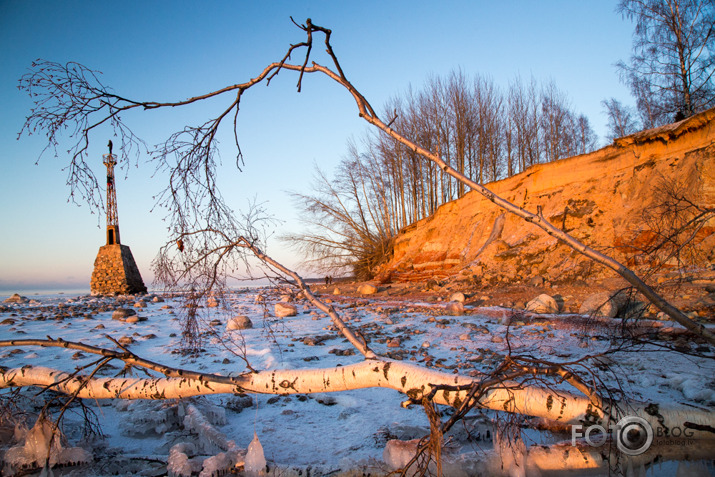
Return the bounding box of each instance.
[3,361,712,440]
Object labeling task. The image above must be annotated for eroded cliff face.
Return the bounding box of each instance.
[378,108,715,285]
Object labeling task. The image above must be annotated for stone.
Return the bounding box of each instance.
[450,292,466,303]
[446,301,464,315]
[579,291,627,318]
[133,301,146,308]
[274,303,297,318]
[125,316,140,324]
[207,297,220,308]
[3,293,28,304]
[387,338,401,348]
[357,284,378,295]
[491,335,504,343]
[459,333,471,341]
[525,294,560,314]
[226,315,253,330]
[254,294,265,303]
[528,276,545,287]
[112,308,137,321]
[333,287,341,295]
[152,296,165,303]
[118,336,134,346]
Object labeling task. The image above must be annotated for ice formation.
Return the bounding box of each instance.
[117,399,181,436]
[183,403,231,454]
[199,447,244,477]
[244,432,267,475]
[167,442,201,477]
[2,416,91,476]
[382,438,420,470]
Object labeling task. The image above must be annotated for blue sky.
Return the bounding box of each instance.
[0,1,634,293]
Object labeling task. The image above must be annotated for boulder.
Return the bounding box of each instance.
[446,301,465,315]
[525,294,560,314]
[449,292,466,303]
[226,315,253,330]
[207,297,220,308]
[274,303,298,318]
[357,284,378,295]
[112,308,137,321]
[3,293,28,304]
[333,287,341,295]
[579,291,627,318]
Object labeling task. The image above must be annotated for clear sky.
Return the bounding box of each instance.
[0,1,635,293]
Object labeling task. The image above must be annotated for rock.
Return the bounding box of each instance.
[578,291,627,318]
[112,308,137,321]
[333,287,341,295]
[118,336,134,346]
[387,338,401,348]
[525,294,560,314]
[491,335,504,343]
[528,276,545,287]
[207,297,220,308]
[274,303,297,318]
[357,284,378,295]
[450,292,466,303]
[125,316,139,324]
[3,293,28,304]
[279,294,292,302]
[459,333,471,341]
[446,301,464,315]
[151,296,165,303]
[425,279,441,291]
[133,301,146,308]
[226,315,253,330]
[254,294,265,303]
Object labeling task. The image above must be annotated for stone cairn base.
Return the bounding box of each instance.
[90,244,147,295]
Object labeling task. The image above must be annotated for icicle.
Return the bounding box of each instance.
[244,432,266,475]
[3,416,91,475]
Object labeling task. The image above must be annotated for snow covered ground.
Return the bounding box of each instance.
[0,288,713,476]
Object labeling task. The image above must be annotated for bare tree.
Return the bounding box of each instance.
[602,97,641,140]
[617,0,715,123]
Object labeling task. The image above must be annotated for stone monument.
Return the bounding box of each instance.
[90,141,147,295]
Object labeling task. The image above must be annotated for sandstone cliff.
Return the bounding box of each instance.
[378,108,715,286]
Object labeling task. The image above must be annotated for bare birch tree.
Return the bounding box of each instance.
[617,0,715,123]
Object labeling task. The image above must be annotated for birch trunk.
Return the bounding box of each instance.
[3,361,712,440]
